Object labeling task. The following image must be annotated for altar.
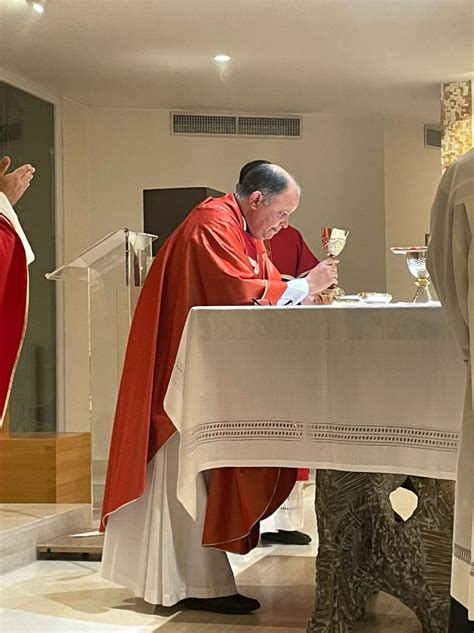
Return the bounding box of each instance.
[165,303,463,510]
[164,302,465,632]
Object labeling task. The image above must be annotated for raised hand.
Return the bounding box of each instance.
[0,156,35,205]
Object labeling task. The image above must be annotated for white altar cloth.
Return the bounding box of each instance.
[164,304,465,519]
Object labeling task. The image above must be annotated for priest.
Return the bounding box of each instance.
[0,156,35,428]
[101,163,338,614]
[427,148,474,632]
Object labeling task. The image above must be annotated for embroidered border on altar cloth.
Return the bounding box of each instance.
[182,420,459,453]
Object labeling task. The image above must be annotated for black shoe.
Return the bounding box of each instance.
[261,530,312,545]
[181,593,260,614]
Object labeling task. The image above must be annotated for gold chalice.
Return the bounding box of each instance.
[321,227,349,298]
[390,246,433,303]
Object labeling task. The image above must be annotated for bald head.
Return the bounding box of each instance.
[236,163,300,201]
[238,159,271,186]
[236,163,301,240]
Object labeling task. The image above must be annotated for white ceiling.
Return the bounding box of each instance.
[0,0,473,121]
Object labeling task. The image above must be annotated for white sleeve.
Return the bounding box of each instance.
[277,278,309,305]
[0,192,35,265]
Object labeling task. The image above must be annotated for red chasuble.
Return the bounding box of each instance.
[101,193,297,553]
[266,225,319,280]
[0,215,28,427]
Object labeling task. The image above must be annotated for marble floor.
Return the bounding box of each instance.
[0,484,422,632]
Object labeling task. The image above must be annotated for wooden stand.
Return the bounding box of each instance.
[0,432,91,503]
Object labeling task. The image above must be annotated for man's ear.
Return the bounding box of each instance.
[248,191,262,209]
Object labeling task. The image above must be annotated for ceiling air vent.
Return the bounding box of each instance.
[238,116,300,137]
[172,113,237,135]
[171,112,302,138]
[424,124,441,149]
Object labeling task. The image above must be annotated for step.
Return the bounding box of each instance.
[0,503,91,574]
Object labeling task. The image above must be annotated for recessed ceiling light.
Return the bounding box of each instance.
[214,54,231,63]
[26,0,45,14]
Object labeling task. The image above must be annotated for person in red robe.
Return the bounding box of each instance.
[266,224,319,279]
[0,156,35,428]
[237,160,319,546]
[101,164,338,614]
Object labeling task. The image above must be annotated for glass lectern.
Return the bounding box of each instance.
[46,229,157,512]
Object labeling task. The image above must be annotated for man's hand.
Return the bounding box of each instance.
[0,156,35,206]
[305,257,339,299]
[302,293,334,305]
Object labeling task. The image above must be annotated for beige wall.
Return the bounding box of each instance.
[61,101,441,459]
[62,97,90,258]
[383,117,441,301]
[61,98,90,435]
[83,108,387,292]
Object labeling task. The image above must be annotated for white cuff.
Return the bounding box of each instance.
[277,278,309,305]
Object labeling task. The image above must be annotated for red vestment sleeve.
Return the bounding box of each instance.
[0,216,28,426]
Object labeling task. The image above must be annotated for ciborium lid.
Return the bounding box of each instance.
[390,246,427,255]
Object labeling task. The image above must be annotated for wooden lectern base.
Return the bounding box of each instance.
[0,432,91,503]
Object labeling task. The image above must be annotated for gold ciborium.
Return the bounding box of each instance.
[321,227,349,298]
[390,246,433,303]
